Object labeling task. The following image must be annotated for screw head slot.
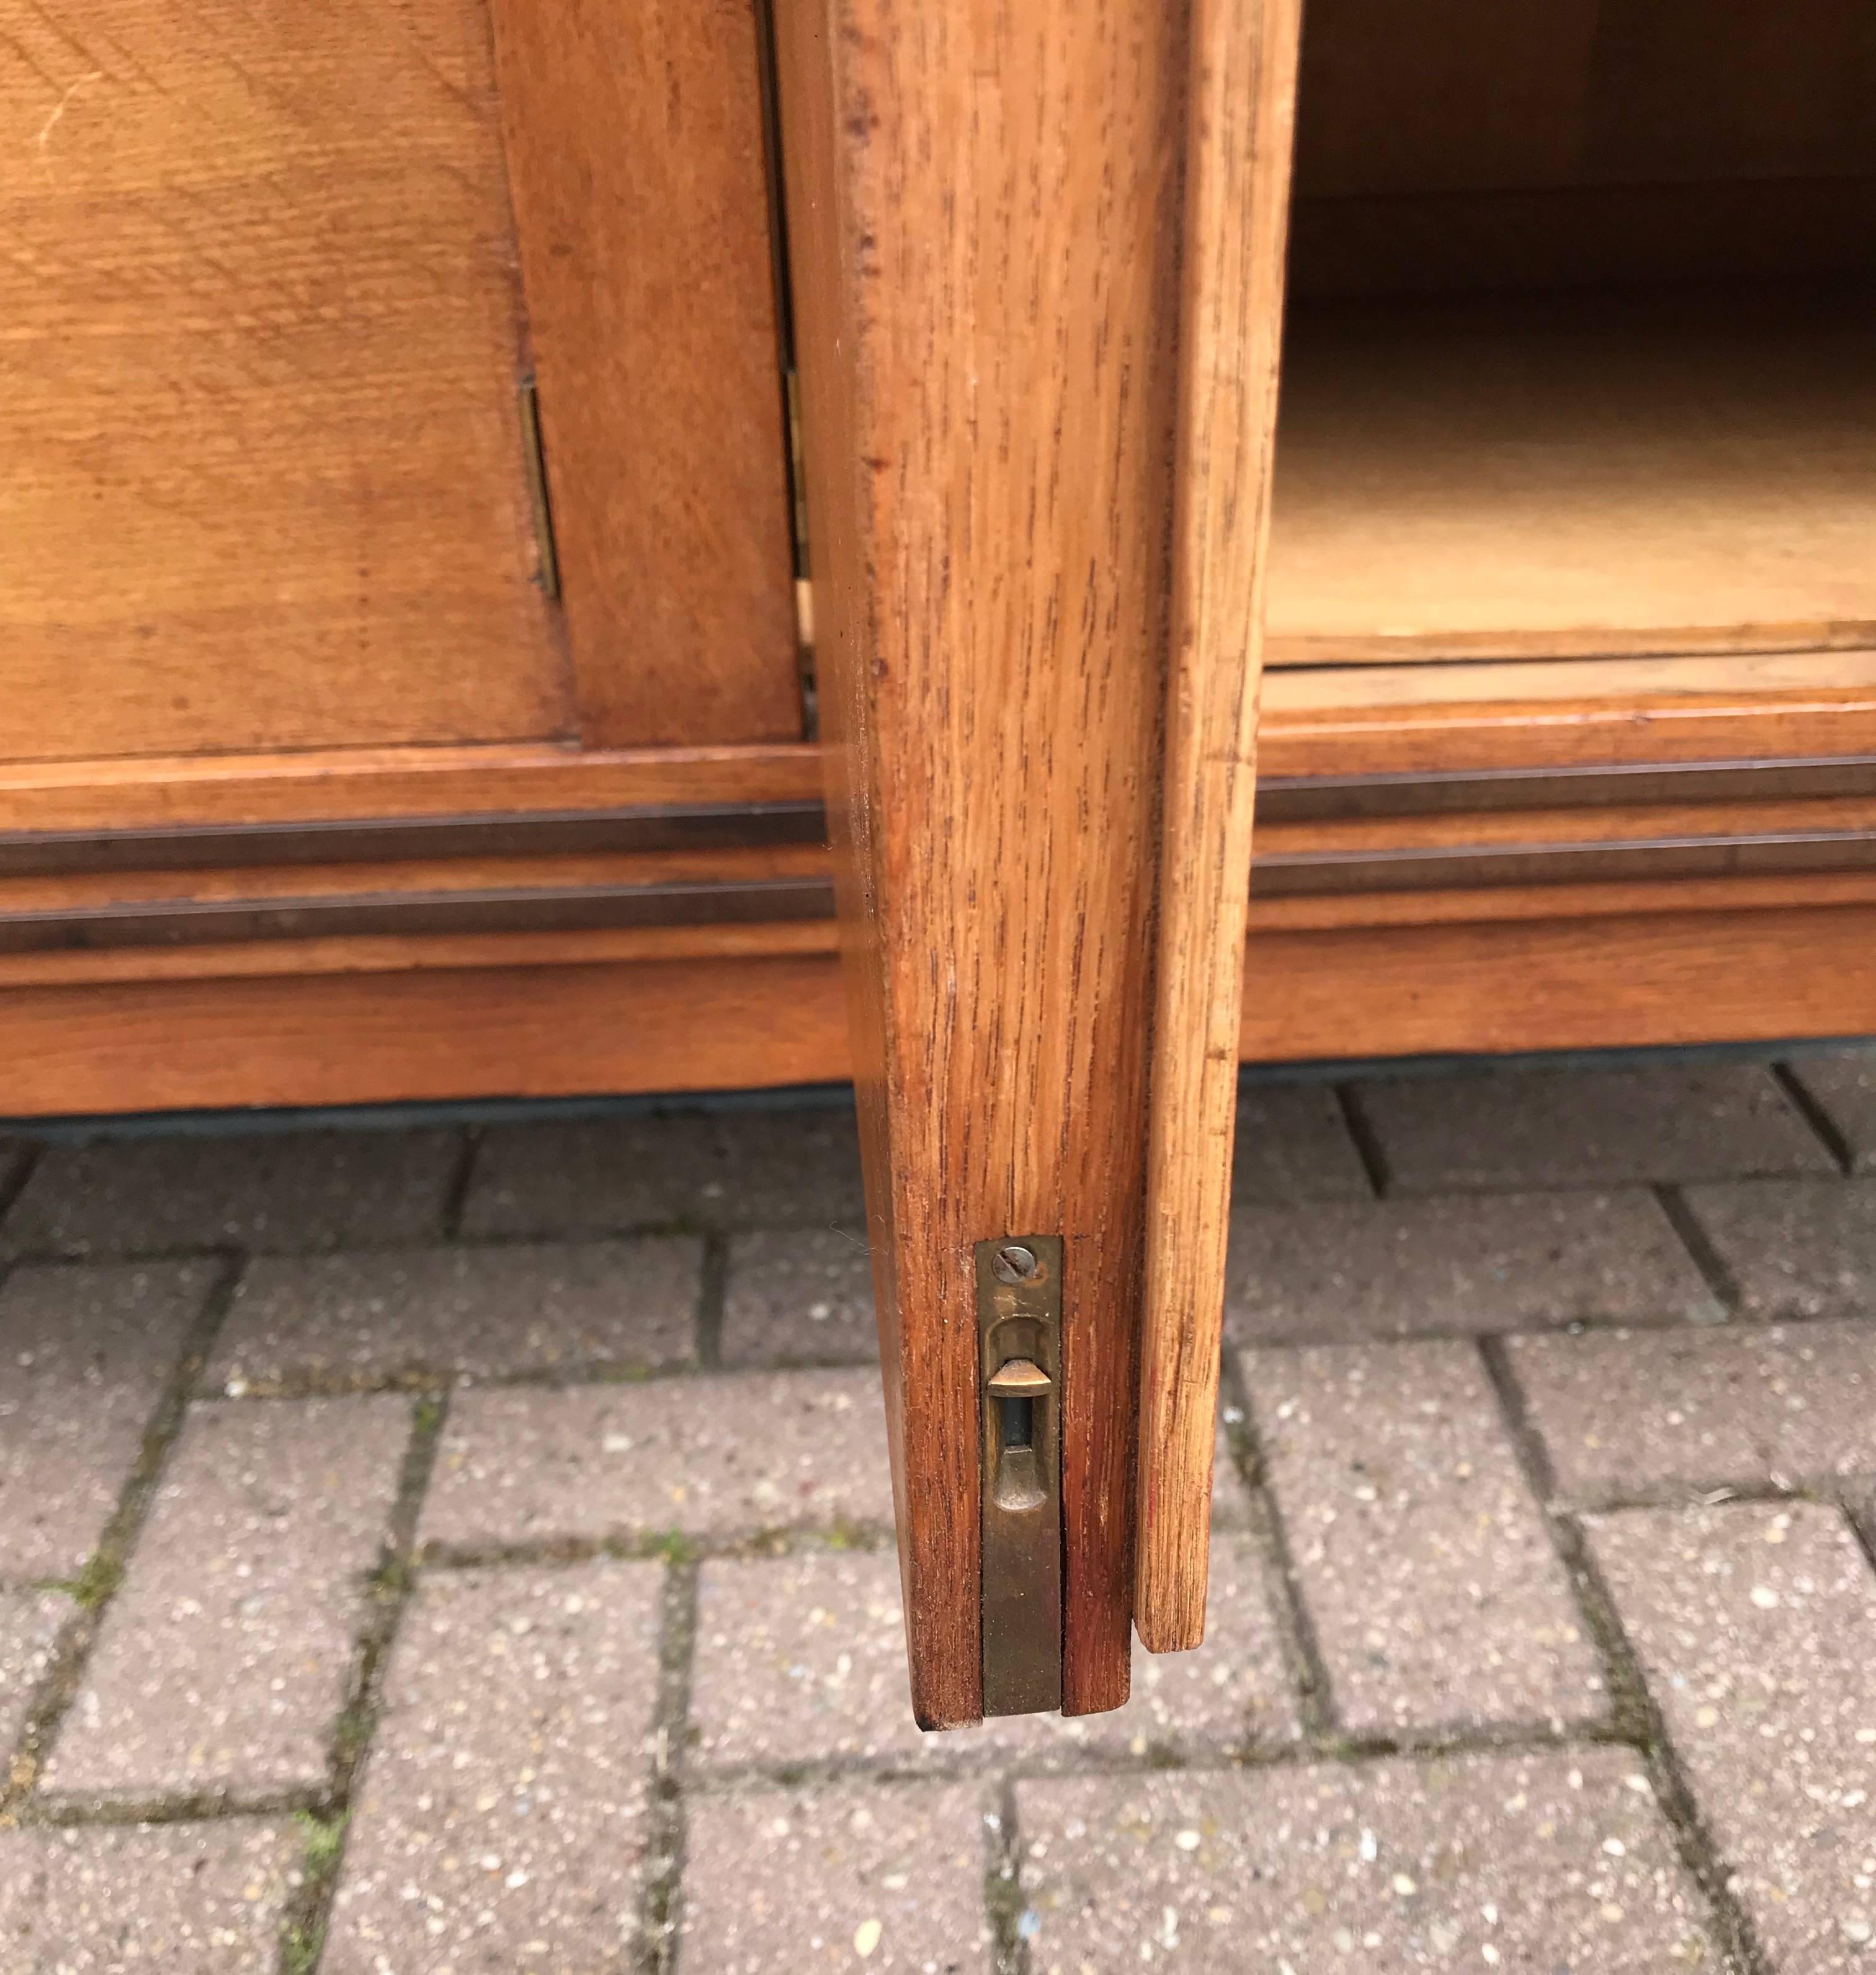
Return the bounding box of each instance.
[991,1243,1039,1284]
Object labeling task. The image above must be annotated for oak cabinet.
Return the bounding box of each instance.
[6,0,1872,1120]
[5,0,1875,1719]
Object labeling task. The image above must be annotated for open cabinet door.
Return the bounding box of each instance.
[775,0,1303,1723]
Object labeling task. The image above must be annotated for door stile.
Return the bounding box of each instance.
[1137,0,1306,1652]
[775,0,1300,1723]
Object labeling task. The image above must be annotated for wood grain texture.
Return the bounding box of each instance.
[1260,793,1876,858]
[0,0,565,761]
[0,843,829,915]
[7,887,1876,1113]
[1237,903,1876,1063]
[0,744,821,835]
[777,0,1182,1723]
[1135,0,1301,1654]
[487,0,802,746]
[1261,686,1876,781]
[1244,867,1876,934]
[0,919,843,992]
[0,952,849,1116]
[1267,290,1876,666]
[1268,655,1876,708]
[20,780,1876,969]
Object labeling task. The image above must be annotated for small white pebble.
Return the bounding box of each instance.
[1392,1873,1418,1896]
[1749,1585,1779,1610]
[854,1919,883,1958]
[1602,1838,1627,1858]
[1174,1830,1201,1852]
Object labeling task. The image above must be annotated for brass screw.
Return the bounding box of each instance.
[992,1243,1038,1284]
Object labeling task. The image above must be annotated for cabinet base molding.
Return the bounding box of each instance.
[4,900,1871,1119]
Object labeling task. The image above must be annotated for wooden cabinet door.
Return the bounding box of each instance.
[1,0,799,769]
[776,0,1303,1723]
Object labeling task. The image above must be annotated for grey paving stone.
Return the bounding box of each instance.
[462,1106,866,1238]
[323,1561,663,1975]
[0,1135,29,1196]
[1681,1175,1876,1318]
[0,1820,298,1971]
[1016,1747,1712,1972]
[0,1260,213,1579]
[721,1226,877,1367]
[1211,1409,1251,1528]
[1785,1046,1876,1170]
[1354,1060,1833,1193]
[681,1781,993,1974]
[421,1368,892,1549]
[1226,1189,1717,1343]
[1231,1082,1372,1204]
[208,1237,700,1394]
[1509,1319,1876,1502]
[45,1394,410,1798]
[1,1127,463,1258]
[689,1531,1298,1771]
[1246,1339,1604,1734]
[0,1589,68,1753]
[1588,1501,1876,1972]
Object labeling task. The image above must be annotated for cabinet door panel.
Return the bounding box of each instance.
[2,0,570,761]
[491,0,804,748]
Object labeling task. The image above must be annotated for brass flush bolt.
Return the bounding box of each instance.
[975,1234,1063,1716]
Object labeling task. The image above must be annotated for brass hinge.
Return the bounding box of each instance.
[975,1235,1064,1716]
[518,377,561,602]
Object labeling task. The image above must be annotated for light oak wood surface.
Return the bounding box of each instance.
[1266,291,1876,666]
[1,0,564,761]
[8,887,1876,1113]
[1136,0,1302,1654]
[0,745,823,835]
[488,0,803,746]
[777,0,1183,1723]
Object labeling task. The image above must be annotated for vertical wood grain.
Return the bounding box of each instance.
[1135,0,1303,1653]
[0,0,566,761]
[488,0,803,747]
[775,0,1183,1724]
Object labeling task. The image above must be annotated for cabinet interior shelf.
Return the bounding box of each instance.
[1265,284,1876,716]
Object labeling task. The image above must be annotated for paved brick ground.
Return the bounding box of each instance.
[0,1051,1870,1971]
